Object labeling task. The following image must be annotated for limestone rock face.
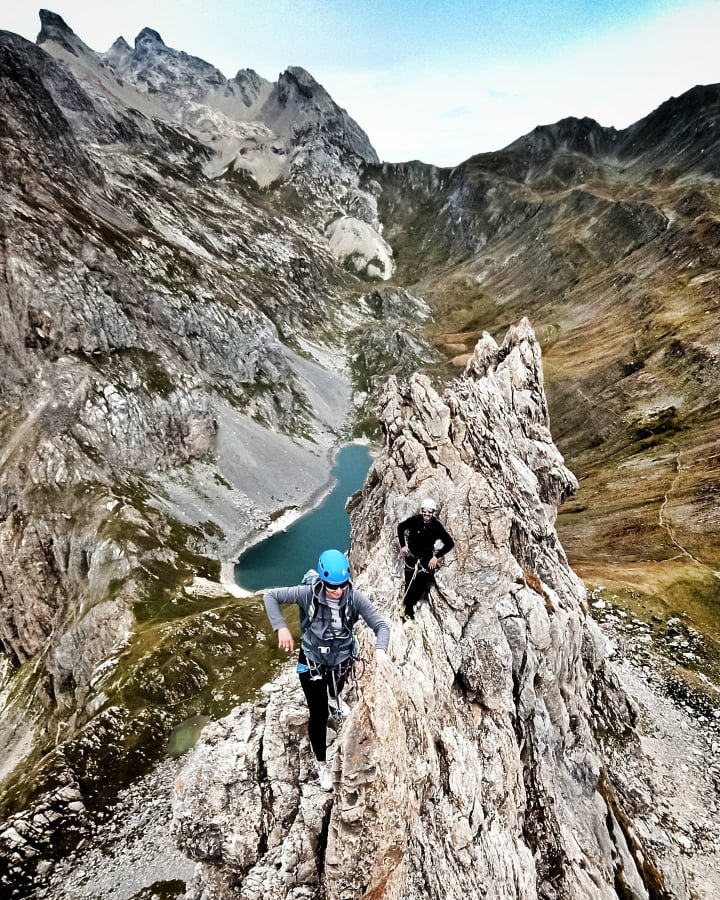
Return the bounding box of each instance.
[0,18,383,882]
[325,216,394,280]
[173,321,687,899]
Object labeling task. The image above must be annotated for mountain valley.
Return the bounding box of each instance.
[0,9,719,898]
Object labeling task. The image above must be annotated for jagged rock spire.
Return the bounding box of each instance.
[172,321,687,899]
[134,27,165,47]
[109,36,131,52]
[37,8,94,57]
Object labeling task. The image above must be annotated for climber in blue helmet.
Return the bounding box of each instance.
[263,548,392,792]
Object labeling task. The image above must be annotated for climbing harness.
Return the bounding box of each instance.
[305,655,356,682]
[300,652,367,722]
[297,571,369,722]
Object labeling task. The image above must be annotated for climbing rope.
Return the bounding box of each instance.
[399,557,434,613]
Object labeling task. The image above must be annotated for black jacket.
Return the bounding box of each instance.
[397,514,454,567]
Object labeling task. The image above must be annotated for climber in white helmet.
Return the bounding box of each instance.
[397,497,454,619]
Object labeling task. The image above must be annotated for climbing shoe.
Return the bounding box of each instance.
[315,761,333,792]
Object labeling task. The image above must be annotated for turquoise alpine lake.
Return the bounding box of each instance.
[234,442,372,591]
[165,714,212,758]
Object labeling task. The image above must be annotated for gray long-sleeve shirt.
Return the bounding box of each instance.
[264,579,390,655]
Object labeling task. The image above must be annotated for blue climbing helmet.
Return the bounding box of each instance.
[317,549,351,586]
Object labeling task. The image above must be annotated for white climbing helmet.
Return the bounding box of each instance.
[420,497,437,513]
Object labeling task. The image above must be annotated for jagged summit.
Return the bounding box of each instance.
[108,35,131,53]
[38,8,73,38]
[32,7,380,211]
[37,8,93,58]
[480,82,720,179]
[134,27,164,47]
[97,20,227,97]
[284,65,322,97]
[230,67,269,107]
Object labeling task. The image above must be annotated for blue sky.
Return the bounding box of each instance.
[6,1,719,166]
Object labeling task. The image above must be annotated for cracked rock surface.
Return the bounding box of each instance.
[173,321,701,899]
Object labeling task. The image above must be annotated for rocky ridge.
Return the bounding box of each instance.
[36,9,392,273]
[364,88,720,656]
[172,321,699,898]
[21,620,718,900]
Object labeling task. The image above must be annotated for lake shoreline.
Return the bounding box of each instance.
[218,438,374,597]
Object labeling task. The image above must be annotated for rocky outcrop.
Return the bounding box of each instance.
[325,216,394,279]
[365,81,720,622]
[172,321,688,898]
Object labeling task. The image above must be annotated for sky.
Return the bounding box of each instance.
[5,1,719,166]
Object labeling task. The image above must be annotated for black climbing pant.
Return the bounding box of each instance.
[297,650,348,762]
[403,558,433,618]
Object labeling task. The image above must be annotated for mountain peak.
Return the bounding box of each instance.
[109,36,132,53]
[509,115,613,157]
[37,9,87,56]
[277,66,325,104]
[134,27,165,48]
[38,8,72,35]
[285,66,317,87]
